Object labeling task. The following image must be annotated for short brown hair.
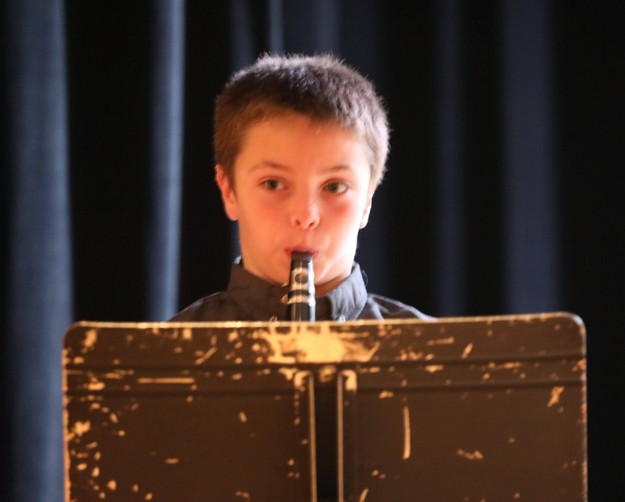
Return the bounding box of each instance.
[214,53,389,188]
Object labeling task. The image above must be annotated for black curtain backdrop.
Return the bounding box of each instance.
[2,1,623,500]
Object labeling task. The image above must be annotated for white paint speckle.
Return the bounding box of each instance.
[402,406,411,460]
[457,449,484,460]
[359,487,369,501]
[83,329,98,351]
[548,386,565,408]
[72,421,91,437]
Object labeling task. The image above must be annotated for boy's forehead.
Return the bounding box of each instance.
[239,117,364,157]
[228,111,376,186]
[240,113,362,147]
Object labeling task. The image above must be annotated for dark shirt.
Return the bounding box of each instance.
[170,261,428,322]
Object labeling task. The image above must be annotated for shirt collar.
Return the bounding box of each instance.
[226,259,368,321]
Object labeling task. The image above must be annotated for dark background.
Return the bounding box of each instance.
[2,1,623,500]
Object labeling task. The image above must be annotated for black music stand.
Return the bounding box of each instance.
[63,313,587,501]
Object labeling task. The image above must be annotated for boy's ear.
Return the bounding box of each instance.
[359,195,373,229]
[215,164,239,221]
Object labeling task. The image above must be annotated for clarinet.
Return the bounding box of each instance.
[287,251,316,321]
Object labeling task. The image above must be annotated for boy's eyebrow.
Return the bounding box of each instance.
[248,160,289,172]
[249,160,354,173]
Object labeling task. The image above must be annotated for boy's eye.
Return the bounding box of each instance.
[261,179,283,191]
[325,181,348,194]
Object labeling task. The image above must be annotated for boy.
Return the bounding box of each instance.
[171,53,427,321]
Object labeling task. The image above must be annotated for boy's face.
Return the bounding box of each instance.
[216,113,373,296]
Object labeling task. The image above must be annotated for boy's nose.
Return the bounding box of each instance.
[290,199,320,229]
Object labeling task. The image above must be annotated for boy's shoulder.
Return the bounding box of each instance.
[168,291,237,322]
[363,293,432,320]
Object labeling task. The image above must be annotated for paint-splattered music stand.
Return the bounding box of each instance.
[63,312,587,501]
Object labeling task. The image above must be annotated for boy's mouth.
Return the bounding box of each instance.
[286,247,318,259]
